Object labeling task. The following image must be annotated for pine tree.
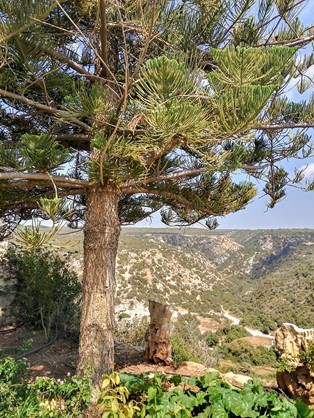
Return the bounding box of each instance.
[0,0,313,383]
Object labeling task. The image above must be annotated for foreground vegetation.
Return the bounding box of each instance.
[1,244,314,415]
[0,246,284,383]
[0,357,92,417]
[1,357,313,418]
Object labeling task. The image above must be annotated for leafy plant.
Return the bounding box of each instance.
[4,246,81,340]
[0,357,92,417]
[1,359,313,418]
[299,344,314,369]
[97,372,142,417]
[119,371,314,418]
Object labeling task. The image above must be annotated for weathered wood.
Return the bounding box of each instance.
[144,300,173,365]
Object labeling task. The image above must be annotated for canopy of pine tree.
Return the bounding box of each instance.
[0,0,313,384]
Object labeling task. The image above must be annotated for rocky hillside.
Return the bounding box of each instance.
[2,227,314,331]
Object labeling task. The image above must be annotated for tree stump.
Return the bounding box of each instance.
[144,300,173,365]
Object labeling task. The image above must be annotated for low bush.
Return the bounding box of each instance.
[4,247,81,340]
[216,325,250,343]
[171,334,197,364]
[205,333,219,347]
[0,358,92,417]
[219,340,278,367]
[171,314,220,368]
[1,359,313,417]
[299,344,314,369]
[115,316,149,346]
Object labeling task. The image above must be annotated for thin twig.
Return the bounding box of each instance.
[55,0,121,94]
[0,88,90,131]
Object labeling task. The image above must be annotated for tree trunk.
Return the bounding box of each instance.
[144,300,173,365]
[77,186,121,385]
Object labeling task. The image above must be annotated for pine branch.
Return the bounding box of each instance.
[123,168,208,190]
[99,0,109,79]
[257,122,314,130]
[52,134,90,142]
[122,187,196,208]
[0,1,58,42]
[37,44,100,80]
[260,33,314,48]
[55,0,121,93]
[256,0,307,33]
[0,89,91,131]
[0,172,88,188]
[0,182,86,196]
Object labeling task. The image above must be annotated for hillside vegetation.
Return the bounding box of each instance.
[43,227,314,332]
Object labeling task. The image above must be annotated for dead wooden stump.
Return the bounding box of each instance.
[144,300,173,366]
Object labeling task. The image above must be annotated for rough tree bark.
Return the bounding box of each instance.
[144,300,173,365]
[77,185,121,384]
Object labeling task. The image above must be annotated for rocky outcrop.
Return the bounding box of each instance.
[221,371,252,388]
[275,323,314,406]
[275,323,314,366]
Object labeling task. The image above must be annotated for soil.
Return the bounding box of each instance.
[0,325,277,387]
[0,326,78,379]
[240,335,274,348]
[0,325,193,379]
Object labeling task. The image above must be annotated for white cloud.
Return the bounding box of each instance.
[300,163,314,179]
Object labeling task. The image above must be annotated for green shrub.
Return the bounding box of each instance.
[0,358,92,417]
[216,325,250,343]
[219,340,277,367]
[205,332,219,347]
[171,334,196,364]
[115,316,149,346]
[5,247,81,340]
[299,344,314,368]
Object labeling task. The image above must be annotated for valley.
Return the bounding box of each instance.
[29,226,314,333]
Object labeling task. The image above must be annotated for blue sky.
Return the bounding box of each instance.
[136,1,314,230]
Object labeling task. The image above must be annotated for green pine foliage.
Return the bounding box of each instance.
[0,0,313,234]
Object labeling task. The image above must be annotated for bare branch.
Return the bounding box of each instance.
[52,134,90,142]
[99,0,109,79]
[122,168,208,190]
[260,33,314,48]
[0,89,90,131]
[256,122,314,130]
[0,172,89,188]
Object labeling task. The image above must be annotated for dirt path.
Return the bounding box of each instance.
[221,308,275,340]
